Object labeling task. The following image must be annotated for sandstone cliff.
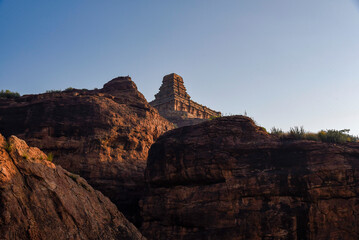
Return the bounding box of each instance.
[141,116,359,240]
[0,76,174,224]
[0,134,145,240]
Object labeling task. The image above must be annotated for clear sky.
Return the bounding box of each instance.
[1,0,359,134]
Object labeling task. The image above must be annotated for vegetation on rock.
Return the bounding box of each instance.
[0,90,20,99]
[270,126,358,143]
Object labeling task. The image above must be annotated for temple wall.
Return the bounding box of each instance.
[154,98,220,119]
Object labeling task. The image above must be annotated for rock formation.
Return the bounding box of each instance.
[0,76,174,225]
[0,134,145,240]
[141,116,359,240]
[150,73,221,127]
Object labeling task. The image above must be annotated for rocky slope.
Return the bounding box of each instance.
[0,134,145,240]
[141,116,359,240]
[0,76,174,224]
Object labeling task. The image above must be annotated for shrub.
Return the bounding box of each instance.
[288,126,306,140]
[318,129,357,143]
[64,87,74,91]
[270,127,284,136]
[0,90,20,99]
[258,126,267,133]
[5,142,12,152]
[209,115,220,120]
[46,90,61,93]
[305,132,319,141]
[47,152,54,162]
[271,126,358,143]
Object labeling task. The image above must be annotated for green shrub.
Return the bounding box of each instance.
[258,126,267,133]
[288,126,306,140]
[46,90,61,93]
[209,115,220,120]
[318,129,357,143]
[0,90,20,99]
[64,87,74,91]
[271,126,358,143]
[270,127,284,136]
[5,142,12,153]
[47,152,54,162]
[305,132,319,141]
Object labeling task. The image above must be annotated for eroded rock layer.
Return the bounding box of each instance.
[0,77,174,224]
[0,134,144,240]
[141,116,359,240]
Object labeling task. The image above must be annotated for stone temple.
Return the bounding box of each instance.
[150,73,221,127]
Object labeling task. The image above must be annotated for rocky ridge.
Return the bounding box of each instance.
[141,116,359,240]
[0,134,145,240]
[0,76,174,224]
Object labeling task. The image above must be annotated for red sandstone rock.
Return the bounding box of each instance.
[0,134,145,240]
[0,76,174,225]
[141,116,359,240]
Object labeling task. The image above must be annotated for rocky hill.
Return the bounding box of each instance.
[0,76,174,225]
[141,116,359,240]
[0,134,144,240]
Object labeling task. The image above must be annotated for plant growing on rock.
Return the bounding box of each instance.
[270,127,284,137]
[46,90,61,93]
[0,90,20,99]
[271,126,358,143]
[289,126,306,139]
[5,142,12,153]
[47,152,54,162]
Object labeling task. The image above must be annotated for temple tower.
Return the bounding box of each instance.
[150,73,221,127]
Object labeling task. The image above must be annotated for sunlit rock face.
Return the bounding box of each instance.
[0,76,174,225]
[0,134,145,240]
[141,115,359,240]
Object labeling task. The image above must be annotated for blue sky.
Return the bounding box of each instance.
[1,0,359,134]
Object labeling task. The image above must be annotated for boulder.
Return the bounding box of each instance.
[141,116,359,239]
[0,134,145,240]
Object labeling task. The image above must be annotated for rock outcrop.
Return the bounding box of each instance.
[0,76,174,225]
[0,134,145,240]
[150,73,221,127]
[141,116,359,240]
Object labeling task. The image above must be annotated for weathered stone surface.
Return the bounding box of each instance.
[0,134,145,240]
[150,73,221,127]
[0,76,174,225]
[141,116,359,240]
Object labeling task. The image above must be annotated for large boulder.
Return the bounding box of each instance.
[0,134,145,240]
[141,116,359,240]
[0,76,174,225]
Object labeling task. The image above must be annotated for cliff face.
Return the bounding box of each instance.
[141,116,359,240]
[0,76,174,224]
[0,134,144,240]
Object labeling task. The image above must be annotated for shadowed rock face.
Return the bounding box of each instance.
[141,116,359,240]
[0,76,174,225]
[0,134,145,240]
